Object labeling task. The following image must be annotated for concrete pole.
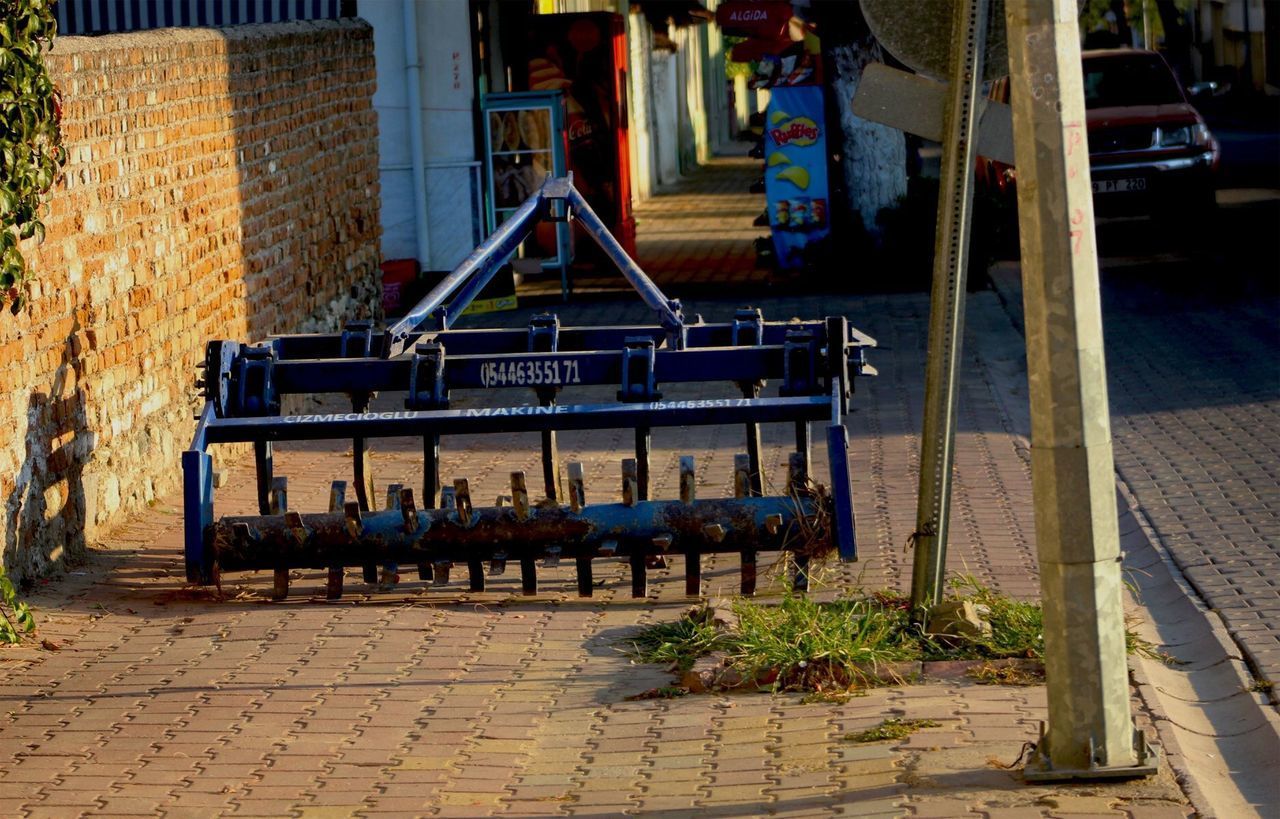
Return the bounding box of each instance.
[1004,0,1140,774]
[909,0,987,612]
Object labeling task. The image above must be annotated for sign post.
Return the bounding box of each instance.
[907,0,988,612]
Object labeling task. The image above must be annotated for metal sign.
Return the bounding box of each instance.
[860,0,1007,82]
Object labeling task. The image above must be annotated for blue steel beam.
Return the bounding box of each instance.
[269,346,801,395]
[199,395,835,446]
[563,186,685,340]
[269,320,878,361]
[385,184,547,352]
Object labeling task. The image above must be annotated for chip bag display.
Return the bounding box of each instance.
[762,86,829,271]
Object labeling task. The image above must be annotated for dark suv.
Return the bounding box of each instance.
[979,48,1220,220]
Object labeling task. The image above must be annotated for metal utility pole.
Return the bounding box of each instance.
[909,0,988,612]
[1005,0,1158,779]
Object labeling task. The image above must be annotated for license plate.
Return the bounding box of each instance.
[1092,177,1147,194]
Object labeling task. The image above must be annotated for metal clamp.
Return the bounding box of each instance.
[233,344,279,417]
[406,343,448,410]
[780,329,821,396]
[528,313,560,353]
[340,320,375,359]
[202,339,240,418]
[618,337,660,402]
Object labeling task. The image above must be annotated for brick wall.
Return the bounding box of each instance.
[1,21,381,579]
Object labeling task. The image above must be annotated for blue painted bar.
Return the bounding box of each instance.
[200,395,833,445]
[270,320,877,361]
[826,423,858,562]
[386,186,546,350]
[564,186,684,336]
[182,449,214,583]
[268,346,800,395]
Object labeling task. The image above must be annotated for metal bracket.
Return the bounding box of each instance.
[406,343,448,411]
[665,299,687,351]
[1023,725,1161,782]
[541,175,574,223]
[202,339,240,418]
[826,316,851,416]
[528,313,561,354]
[233,344,280,417]
[731,307,764,347]
[340,320,375,359]
[780,329,821,396]
[618,337,661,402]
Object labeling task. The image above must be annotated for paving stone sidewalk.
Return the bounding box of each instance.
[0,157,1197,817]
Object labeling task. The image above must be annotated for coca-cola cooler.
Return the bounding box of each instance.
[526,12,635,260]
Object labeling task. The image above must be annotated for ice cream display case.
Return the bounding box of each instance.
[481,90,572,295]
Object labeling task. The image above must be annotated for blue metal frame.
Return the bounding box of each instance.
[183,177,876,593]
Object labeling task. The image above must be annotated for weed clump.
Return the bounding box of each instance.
[845,718,942,743]
[625,576,1162,697]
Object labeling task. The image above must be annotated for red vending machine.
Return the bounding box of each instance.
[527,12,636,259]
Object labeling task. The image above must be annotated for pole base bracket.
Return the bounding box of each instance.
[1022,725,1161,782]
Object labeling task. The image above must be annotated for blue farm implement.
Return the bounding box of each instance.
[183,177,876,599]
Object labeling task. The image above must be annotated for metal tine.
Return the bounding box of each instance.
[490,552,509,577]
[635,427,651,501]
[400,487,419,533]
[418,434,439,582]
[543,545,561,569]
[354,435,376,513]
[576,556,593,597]
[520,555,537,596]
[630,550,647,598]
[344,502,363,538]
[254,441,274,515]
[379,485,403,589]
[454,478,474,525]
[269,477,289,601]
[490,495,510,576]
[734,453,757,596]
[680,456,699,596]
[733,454,752,499]
[326,481,346,599]
[736,307,765,497]
[622,459,638,507]
[795,421,812,478]
[541,427,561,502]
[433,486,456,586]
[511,471,530,521]
[567,462,585,513]
[679,456,696,504]
[399,486,428,581]
[502,473,531,582]
[454,479,483,591]
[231,522,254,548]
[349,393,377,585]
[788,453,810,592]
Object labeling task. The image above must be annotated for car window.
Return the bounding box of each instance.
[1082,55,1184,108]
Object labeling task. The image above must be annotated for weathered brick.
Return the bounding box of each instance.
[2,22,381,580]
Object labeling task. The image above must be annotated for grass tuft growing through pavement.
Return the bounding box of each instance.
[624,612,725,672]
[625,577,1161,695]
[845,718,942,743]
[724,593,919,691]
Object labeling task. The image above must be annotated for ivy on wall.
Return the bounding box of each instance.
[1,0,66,309]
